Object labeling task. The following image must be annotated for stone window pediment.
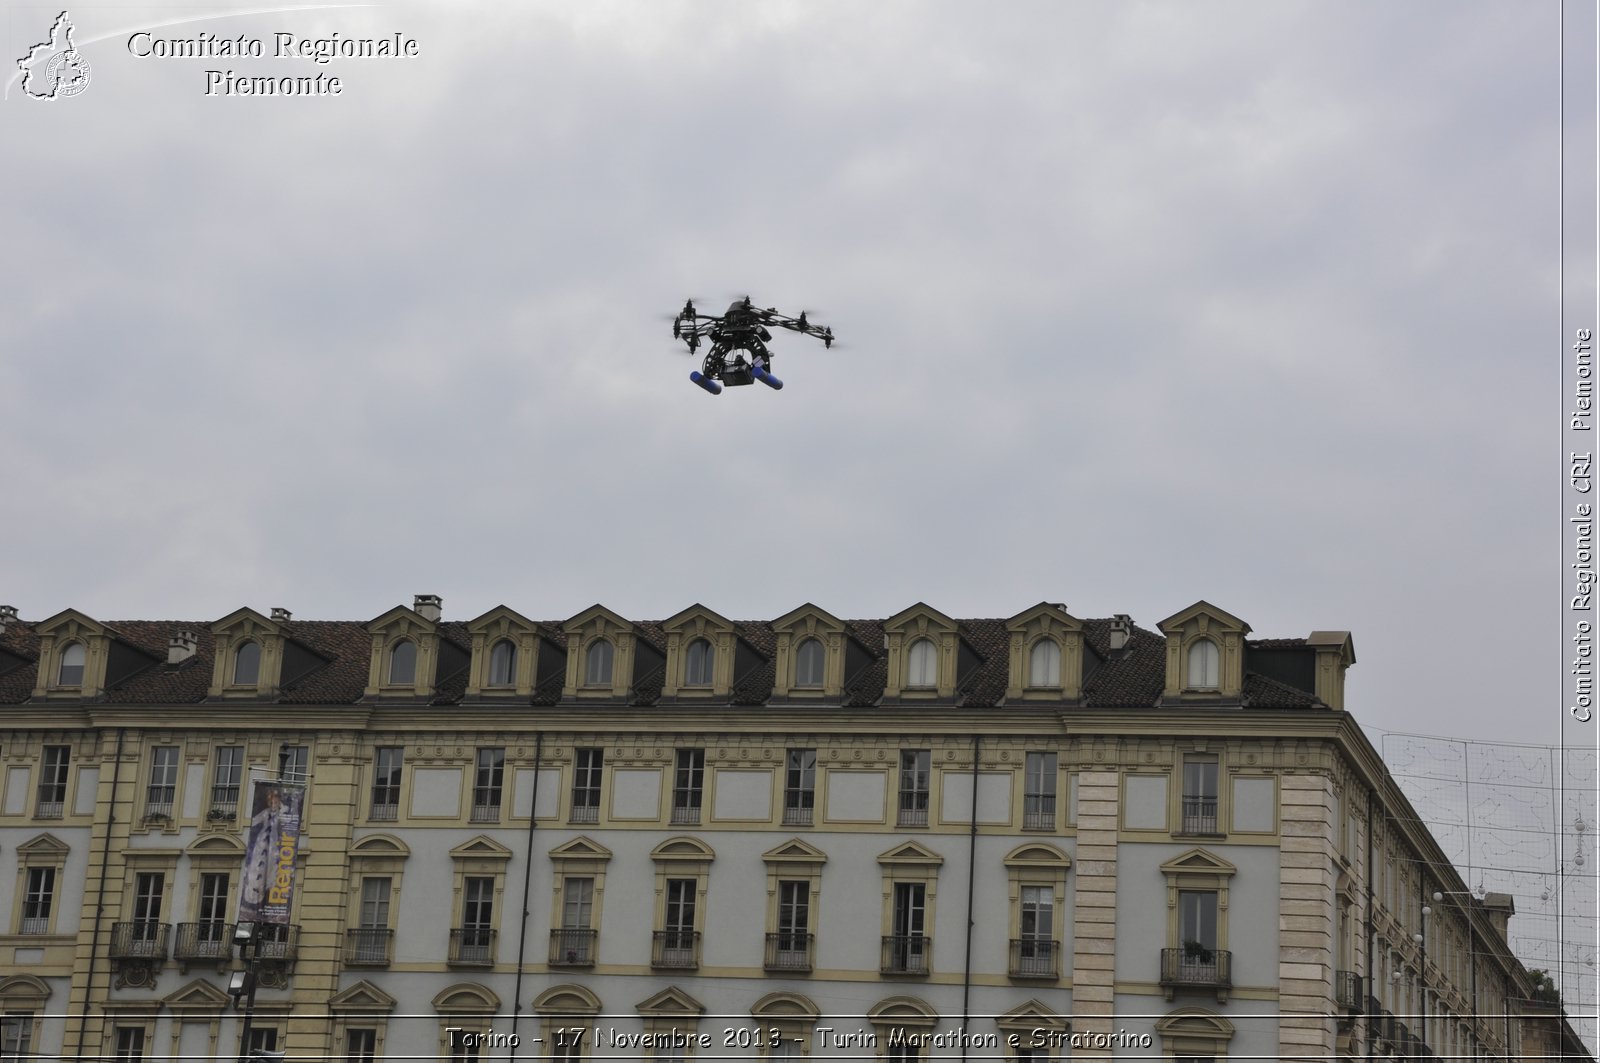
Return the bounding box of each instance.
[561,605,642,699]
[30,610,158,699]
[208,608,293,697]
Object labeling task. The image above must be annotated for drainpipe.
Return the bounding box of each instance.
[510,732,543,1058]
[959,735,979,1062]
[75,726,123,1063]
[1364,789,1375,1062]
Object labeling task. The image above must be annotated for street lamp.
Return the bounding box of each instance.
[228,921,263,1063]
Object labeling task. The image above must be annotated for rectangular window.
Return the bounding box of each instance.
[886,1042,920,1063]
[451,1036,482,1061]
[197,873,229,941]
[1016,884,1054,976]
[36,746,69,818]
[571,749,602,822]
[773,880,810,967]
[1182,758,1219,834]
[277,744,309,781]
[1177,889,1219,982]
[783,749,815,825]
[1024,752,1057,829]
[550,1028,584,1061]
[345,1028,377,1062]
[898,750,930,827]
[657,878,697,967]
[0,1014,33,1060]
[371,747,402,820]
[146,747,178,817]
[132,872,164,940]
[671,749,704,824]
[210,746,243,818]
[247,1029,278,1055]
[456,876,494,963]
[352,877,392,963]
[471,748,504,822]
[114,1026,146,1060]
[554,877,595,965]
[888,882,927,973]
[20,867,54,934]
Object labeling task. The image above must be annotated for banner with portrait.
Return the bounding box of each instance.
[237,779,305,925]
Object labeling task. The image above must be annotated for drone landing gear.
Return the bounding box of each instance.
[689,371,722,395]
[752,366,783,390]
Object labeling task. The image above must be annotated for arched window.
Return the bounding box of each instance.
[488,640,516,687]
[795,638,825,688]
[906,638,937,688]
[388,639,417,686]
[57,642,86,686]
[233,640,261,686]
[684,639,714,686]
[585,639,614,686]
[1187,639,1219,690]
[1028,639,1061,687]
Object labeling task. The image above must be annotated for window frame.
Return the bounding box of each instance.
[472,747,505,823]
[35,745,70,819]
[56,641,87,687]
[583,639,614,687]
[683,638,714,688]
[794,637,825,688]
[897,750,930,827]
[783,749,816,826]
[671,749,704,825]
[570,748,603,823]
[1023,751,1058,830]
[487,639,517,687]
[370,746,403,821]
[145,746,179,819]
[905,638,937,689]
[387,638,418,686]
[1026,637,1062,689]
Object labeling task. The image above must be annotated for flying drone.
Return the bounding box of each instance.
[671,296,835,395]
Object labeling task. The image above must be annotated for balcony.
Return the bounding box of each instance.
[1179,798,1219,835]
[569,803,599,824]
[1335,970,1363,1011]
[782,803,813,827]
[143,799,175,821]
[1023,796,1056,830]
[549,928,596,967]
[1159,947,1232,999]
[256,923,300,963]
[670,802,701,825]
[209,787,239,819]
[897,802,929,828]
[35,799,64,820]
[1009,938,1060,979]
[469,801,501,824]
[881,935,931,976]
[110,921,170,960]
[369,802,398,822]
[174,922,234,962]
[764,932,814,973]
[651,931,701,969]
[345,927,393,966]
[449,927,496,966]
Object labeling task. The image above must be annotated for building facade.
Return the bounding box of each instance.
[0,597,1586,1061]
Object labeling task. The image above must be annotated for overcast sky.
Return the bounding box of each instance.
[1,1,1583,750]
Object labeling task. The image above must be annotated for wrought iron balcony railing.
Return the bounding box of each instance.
[549,928,596,967]
[1159,947,1232,989]
[174,922,234,961]
[569,803,599,824]
[881,935,931,975]
[449,927,496,966]
[256,923,300,963]
[1180,798,1219,834]
[369,802,398,822]
[1009,938,1060,978]
[651,930,701,969]
[1335,970,1363,1010]
[345,927,393,966]
[34,799,64,820]
[782,803,813,826]
[897,802,929,827]
[110,921,170,960]
[670,802,701,825]
[1023,796,1056,830]
[764,932,814,972]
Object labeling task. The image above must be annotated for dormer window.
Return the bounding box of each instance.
[683,639,714,686]
[1028,639,1061,688]
[388,639,417,685]
[233,641,261,686]
[57,642,86,686]
[488,640,516,687]
[795,638,824,688]
[585,639,614,686]
[1187,639,1219,691]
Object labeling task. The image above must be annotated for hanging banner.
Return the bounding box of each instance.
[237,779,305,925]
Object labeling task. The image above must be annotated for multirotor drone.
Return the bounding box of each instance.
[672,296,835,394]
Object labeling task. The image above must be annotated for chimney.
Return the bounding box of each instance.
[270,607,292,623]
[168,630,199,665]
[1109,614,1133,653]
[414,594,442,622]
[0,605,16,634]
[1481,892,1515,942]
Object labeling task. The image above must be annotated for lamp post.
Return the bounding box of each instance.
[228,921,261,1063]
